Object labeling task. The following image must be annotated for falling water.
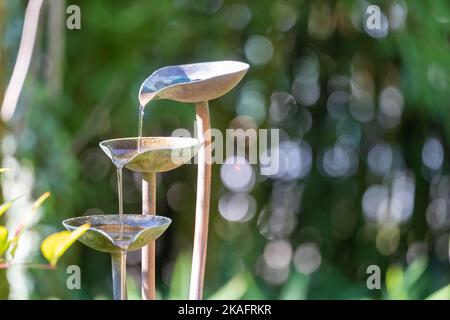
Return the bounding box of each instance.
[116,166,124,236]
[116,167,124,215]
[138,104,145,152]
[110,104,145,238]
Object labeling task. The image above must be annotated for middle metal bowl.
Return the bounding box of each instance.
[99,137,201,173]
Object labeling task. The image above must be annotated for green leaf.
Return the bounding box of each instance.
[208,273,248,300]
[426,284,450,300]
[0,195,24,218]
[168,251,191,300]
[386,264,407,300]
[0,227,10,257]
[279,272,310,300]
[404,257,428,289]
[126,275,142,300]
[10,192,50,258]
[0,203,13,219]
[41,223,90,266]
[241,272,265,299]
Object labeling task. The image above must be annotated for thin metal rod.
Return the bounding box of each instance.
[189,101,211,300]
[111,251,127,300]
[141,171,156,300]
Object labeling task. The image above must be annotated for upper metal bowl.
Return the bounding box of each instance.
[138,60,249,105]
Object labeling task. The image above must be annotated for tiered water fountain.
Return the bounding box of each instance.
[63,61,249,300]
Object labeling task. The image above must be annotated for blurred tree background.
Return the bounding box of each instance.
[1,0,450,299]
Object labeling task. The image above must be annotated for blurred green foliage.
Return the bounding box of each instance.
[0,187,88,299]
[1,0,450,300]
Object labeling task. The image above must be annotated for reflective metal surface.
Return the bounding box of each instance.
[99,137,201,173]
[63,214,171,300]
[62,214,171,253]
[138,61,249,105]
[137,60,249,300]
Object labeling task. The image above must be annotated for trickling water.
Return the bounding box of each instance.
[109,103,147,238]
[138,104,145,152]
[116,167,123,215]
[116,166,124,236]
[111,103,147,242]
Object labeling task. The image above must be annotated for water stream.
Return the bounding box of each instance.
[138,104,145,152]
[116,166,124,237]
[115,104,146,239]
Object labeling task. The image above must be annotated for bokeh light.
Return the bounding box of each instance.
[220,156,255,192]
[244,35,274,66]
[293,243,322,275]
